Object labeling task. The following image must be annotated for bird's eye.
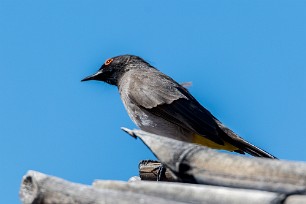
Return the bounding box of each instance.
[105,58,113,66]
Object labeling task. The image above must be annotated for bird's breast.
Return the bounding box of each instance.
[120,94,192,142]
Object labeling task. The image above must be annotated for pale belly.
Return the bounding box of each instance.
[122,98,192,142]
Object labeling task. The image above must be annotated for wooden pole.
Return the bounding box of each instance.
[122,128,306,194]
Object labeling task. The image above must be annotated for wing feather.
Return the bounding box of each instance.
[127,69,187,108]
[121,68,277,158]
[127,69,224,145]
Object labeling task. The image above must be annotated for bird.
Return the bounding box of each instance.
[81,54,277,159]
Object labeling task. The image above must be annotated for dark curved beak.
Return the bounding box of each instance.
[81,70,102,82]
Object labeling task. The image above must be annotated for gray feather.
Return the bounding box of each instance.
[119,68,225,145]
[120,68,187,109]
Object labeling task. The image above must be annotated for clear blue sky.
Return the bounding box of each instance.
[1,1,306,203]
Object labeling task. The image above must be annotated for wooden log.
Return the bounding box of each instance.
[93,179,285,204]
[19,170,187,204]
[138,160,177,181]
[284,195,306,204]
[122,128,306,195]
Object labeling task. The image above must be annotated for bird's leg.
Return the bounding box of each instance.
[139,160,166,181]
[155,164,166,181]
[148,161,166,181]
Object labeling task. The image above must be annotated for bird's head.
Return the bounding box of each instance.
[81,54,150,85]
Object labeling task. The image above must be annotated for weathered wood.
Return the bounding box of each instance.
[284,195,306,204]
[19,128,306,204]
[19,171,187,204]
[19,170,306,204]
[93,179,285,204]
[138,160,177,181]
[122,128,306,194]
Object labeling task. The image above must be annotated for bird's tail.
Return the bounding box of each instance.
[216,121,278,159]
[232,137,278,159]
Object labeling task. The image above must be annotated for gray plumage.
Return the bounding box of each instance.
[82,54,277,159]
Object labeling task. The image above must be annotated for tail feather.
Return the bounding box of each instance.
[216,121,278,159]
[236,139,278,159]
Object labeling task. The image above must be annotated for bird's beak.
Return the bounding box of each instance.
[81,70,102,82]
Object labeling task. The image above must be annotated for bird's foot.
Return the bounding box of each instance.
[139,160,166,181]
[153,164,166,181]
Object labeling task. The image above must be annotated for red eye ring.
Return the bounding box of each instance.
[105,58,113,65]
